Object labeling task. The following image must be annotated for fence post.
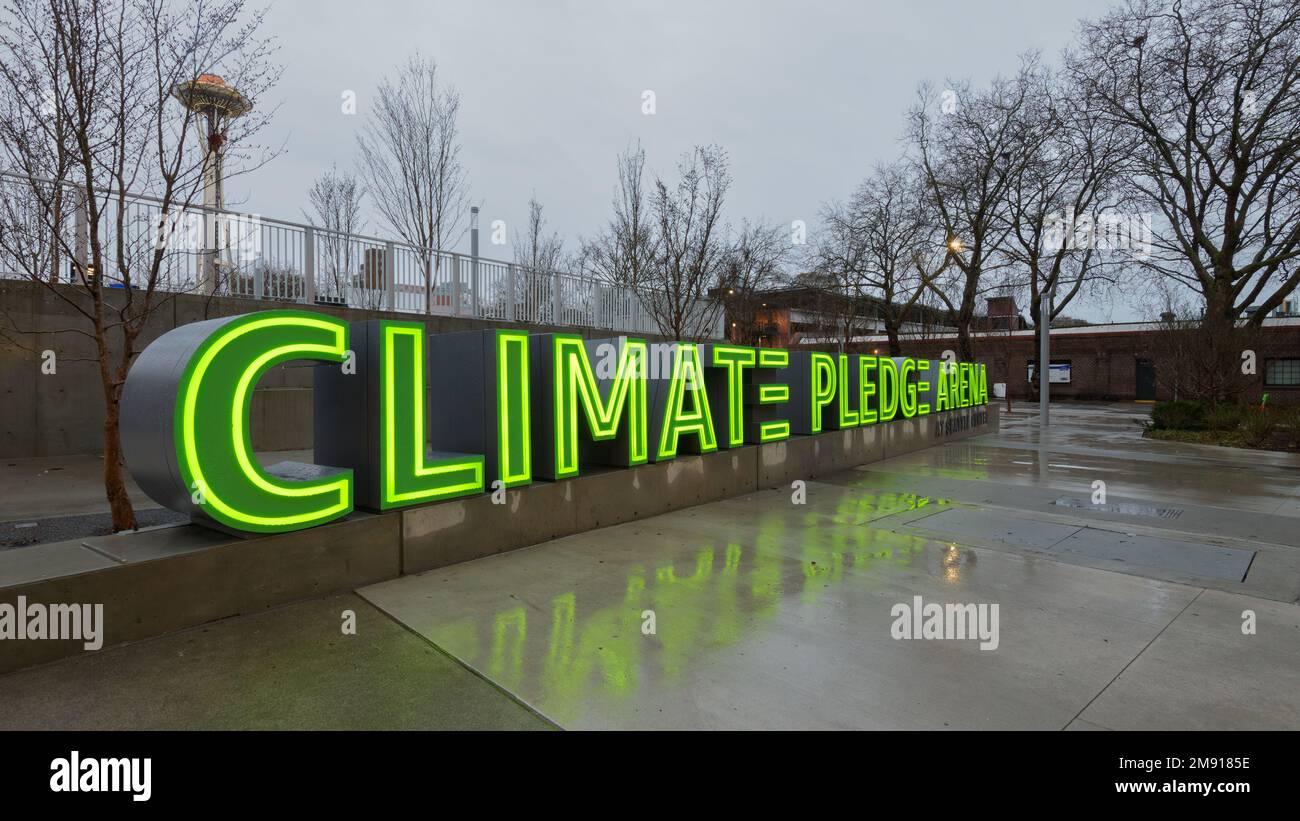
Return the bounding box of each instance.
[302,226,315,304]
[384,241,396,311]
[506,263,517,322]
[424,250,433,314]
[552,269,562,326]
[470,206,480,318]
[470,257,480,318]
[73,189,87,278]
[452,255,462,316]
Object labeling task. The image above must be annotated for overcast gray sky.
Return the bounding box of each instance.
[233,0,1137,321]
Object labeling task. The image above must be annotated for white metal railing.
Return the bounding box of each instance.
[0,171,723,339]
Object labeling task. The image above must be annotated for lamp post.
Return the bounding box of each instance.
[1039,286,1055,428]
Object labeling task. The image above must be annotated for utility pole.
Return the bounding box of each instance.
[469,206,480,317]
[1039,287,1054,428]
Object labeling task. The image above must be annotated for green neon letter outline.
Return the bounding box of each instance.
[756,348,790,443]
[915,360,932,415]
[710,345,756,447]
[859,355,879,425]
[496,330,532,487]
[176,311,353,533]
[810,352,836,433]
[899,358,918,418]
[878,357,900,422]
[838,354,860,428]
[554,335,648,478]
[381,322,484,508]
[658,343,718,458]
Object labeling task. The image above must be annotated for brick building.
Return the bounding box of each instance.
[852,317,1300,405]
[725,287,1300,404]
[718,285,964,347]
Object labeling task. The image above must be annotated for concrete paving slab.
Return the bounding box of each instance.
[0,455,157,522]
[0,593,552,730]
[904,507,1083,551]
[0,449,311,527]
[0,540,115,586]
[79,522,234,563]
[1064,718,1112,730]
[360,493,1200,730]
[841,465,1300,549]
[706,482,952,527]
[1047,528,1254,584]
[1078,589,1300,730]
[855,443,1300,518]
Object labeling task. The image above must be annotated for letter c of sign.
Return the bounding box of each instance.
[120,311,354,533]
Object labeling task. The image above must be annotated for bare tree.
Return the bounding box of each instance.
[580,143,655,290]
[0,0,277,531]
[513,195,564,273]
[303,164,367,303]
[645,145,733,339]
[847,160,954,355]
[909,73,1032,359]
[1002,57,1133,358]
[724,220,788,345]
[356,54,468,311]
[584,143,730,340]
[1150,301,1265,406]
[808,197,872,352]
[507,194,564,322]
[1072,0,1300,328]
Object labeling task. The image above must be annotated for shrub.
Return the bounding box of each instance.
[1278,406,1300,449]
[1205,404,1245,432]
[1150,399,1207,431]
[1242,406,1277,447]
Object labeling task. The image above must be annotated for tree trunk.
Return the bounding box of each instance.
[886,323,901,356]
[103,395,137,532]
[956,323,973,361]
[95,311,138,532]
[956,289,977,360]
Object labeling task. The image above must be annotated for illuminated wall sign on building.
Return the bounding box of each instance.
[120,310,989,536]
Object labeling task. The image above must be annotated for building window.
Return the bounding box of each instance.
[1265,359,1300,387]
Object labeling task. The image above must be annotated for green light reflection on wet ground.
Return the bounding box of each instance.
[437,489,960,724]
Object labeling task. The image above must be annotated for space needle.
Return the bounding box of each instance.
[172,74,252,293]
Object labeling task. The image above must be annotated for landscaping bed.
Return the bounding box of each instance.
[1140,399,1300,453]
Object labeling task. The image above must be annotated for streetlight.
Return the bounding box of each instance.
[1039,284,1056,428]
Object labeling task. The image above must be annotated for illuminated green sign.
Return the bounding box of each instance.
[379,323,484,508]
[120,310,990,535]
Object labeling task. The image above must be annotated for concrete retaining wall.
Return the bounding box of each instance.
[0,280,672,458]
[0,403,997,674]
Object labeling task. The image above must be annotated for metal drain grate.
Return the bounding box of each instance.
[1053,497,1184,520]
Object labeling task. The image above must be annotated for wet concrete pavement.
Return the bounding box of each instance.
[0,593,551,730]
[2,402,1297,729]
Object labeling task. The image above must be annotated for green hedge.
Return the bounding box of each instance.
[1150,400,1207,431]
